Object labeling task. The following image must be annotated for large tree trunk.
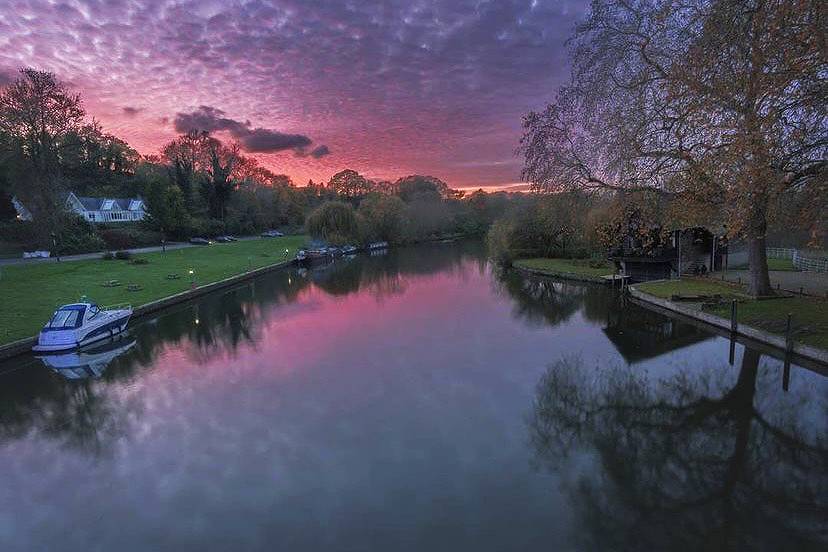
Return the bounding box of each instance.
[746,210,773,297]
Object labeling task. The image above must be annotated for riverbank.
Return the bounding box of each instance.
[512,258,613,283]
[0,236,305,351]
[632,278,828,363]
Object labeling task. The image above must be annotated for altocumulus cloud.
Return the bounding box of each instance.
[173,105,326,157]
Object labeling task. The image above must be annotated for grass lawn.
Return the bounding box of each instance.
[636,278,828,350]
[514,258,612,279]
[732,257,798,271]
[0,235,305,346]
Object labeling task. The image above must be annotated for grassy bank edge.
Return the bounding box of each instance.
[635,278,828,351]
[512,258,613,283]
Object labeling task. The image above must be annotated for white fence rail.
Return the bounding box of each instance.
[766,247,795,260]
[793,250,828,272]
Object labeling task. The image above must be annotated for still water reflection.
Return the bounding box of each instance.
[0,241,825,551]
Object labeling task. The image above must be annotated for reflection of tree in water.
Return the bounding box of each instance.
[530,352,828,551]
[494,270,588,328]
[309,240,480,300]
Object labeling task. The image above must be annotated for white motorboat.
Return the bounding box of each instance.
[33,301,133,353]
[35,335,136,379]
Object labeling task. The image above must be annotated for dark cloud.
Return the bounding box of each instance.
[122,106,143,117]
[310,145,331,159]
[242,128,312,153]
[173,105,316,154]
[173,105,248,135]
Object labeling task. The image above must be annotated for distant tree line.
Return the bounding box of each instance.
[0,68,521,253]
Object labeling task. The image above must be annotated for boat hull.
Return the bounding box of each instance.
[33,311,132,353]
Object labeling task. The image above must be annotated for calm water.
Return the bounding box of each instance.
[1,241,826,551]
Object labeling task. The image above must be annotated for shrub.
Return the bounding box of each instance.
[131,257,149,265]
[114,250,132,260]
[55,216,106,254]
[99,226,163,250]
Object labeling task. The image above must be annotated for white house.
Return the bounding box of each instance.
[13,192,147,223]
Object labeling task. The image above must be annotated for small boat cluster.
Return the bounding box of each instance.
[296,241,387,263]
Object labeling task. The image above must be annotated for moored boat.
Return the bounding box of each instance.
[33,300,133,353]
[368,241,389,250]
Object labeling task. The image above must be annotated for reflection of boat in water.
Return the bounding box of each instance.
[35,335,136,380]
[33,300,132,352]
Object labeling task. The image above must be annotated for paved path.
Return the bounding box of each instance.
[0,242,194,266]
[714,269,828,297]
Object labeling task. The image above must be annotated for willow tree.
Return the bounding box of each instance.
[521,0,826,296]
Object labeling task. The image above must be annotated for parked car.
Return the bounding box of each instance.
[214,235,237,243]
[260,230,284,238]
[189,237,212,245]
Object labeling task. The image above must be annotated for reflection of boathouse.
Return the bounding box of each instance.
[609,227,727,282]
[603,303,712,363]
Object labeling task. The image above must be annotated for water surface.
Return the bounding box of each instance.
[1,241,825,551]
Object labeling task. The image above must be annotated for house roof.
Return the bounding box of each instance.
[75,196,144,211]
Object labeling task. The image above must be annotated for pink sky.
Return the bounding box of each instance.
[0,0,586,189]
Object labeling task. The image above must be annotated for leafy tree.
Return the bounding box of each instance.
[306,201,360,245]
[0,68,85,240]
[144,178,189,238]
[327,169,374,199]
[521,0,826,296]
[395,175,463,202]
[357,193,407,243]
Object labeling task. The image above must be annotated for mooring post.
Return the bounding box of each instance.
[782,313,793,392]
[785,313,793,354]
[728,300,737,365]
[799,287,804,296]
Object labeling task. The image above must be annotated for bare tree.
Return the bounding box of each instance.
[521,0,827,296]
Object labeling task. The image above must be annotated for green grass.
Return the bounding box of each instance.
[0,236,306,345]
[636,278,828,350]
[731,258,798,271]
[709,297,828,350]
[514,258,612,279]
[636,278,752,300]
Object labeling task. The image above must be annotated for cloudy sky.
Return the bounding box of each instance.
[0,0,587,190]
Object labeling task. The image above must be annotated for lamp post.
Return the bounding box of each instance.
[50,231,60,262]
[189,269,195,290]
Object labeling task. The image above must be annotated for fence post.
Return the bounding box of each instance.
[731,300,738,333]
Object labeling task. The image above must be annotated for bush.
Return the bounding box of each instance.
[131,258,149,265]
[114,250,132,260]
[188,217,226,238]
[99,226,163,250]
[55,216,106,255]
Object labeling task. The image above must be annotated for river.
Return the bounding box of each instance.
[1,240,825,551]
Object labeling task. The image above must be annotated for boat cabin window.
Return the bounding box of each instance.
[87,305,100,319]
[47,306,85,329]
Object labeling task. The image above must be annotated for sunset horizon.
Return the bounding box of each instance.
[0,1,585,189]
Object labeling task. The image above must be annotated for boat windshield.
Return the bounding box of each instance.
[47,307,85,329]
